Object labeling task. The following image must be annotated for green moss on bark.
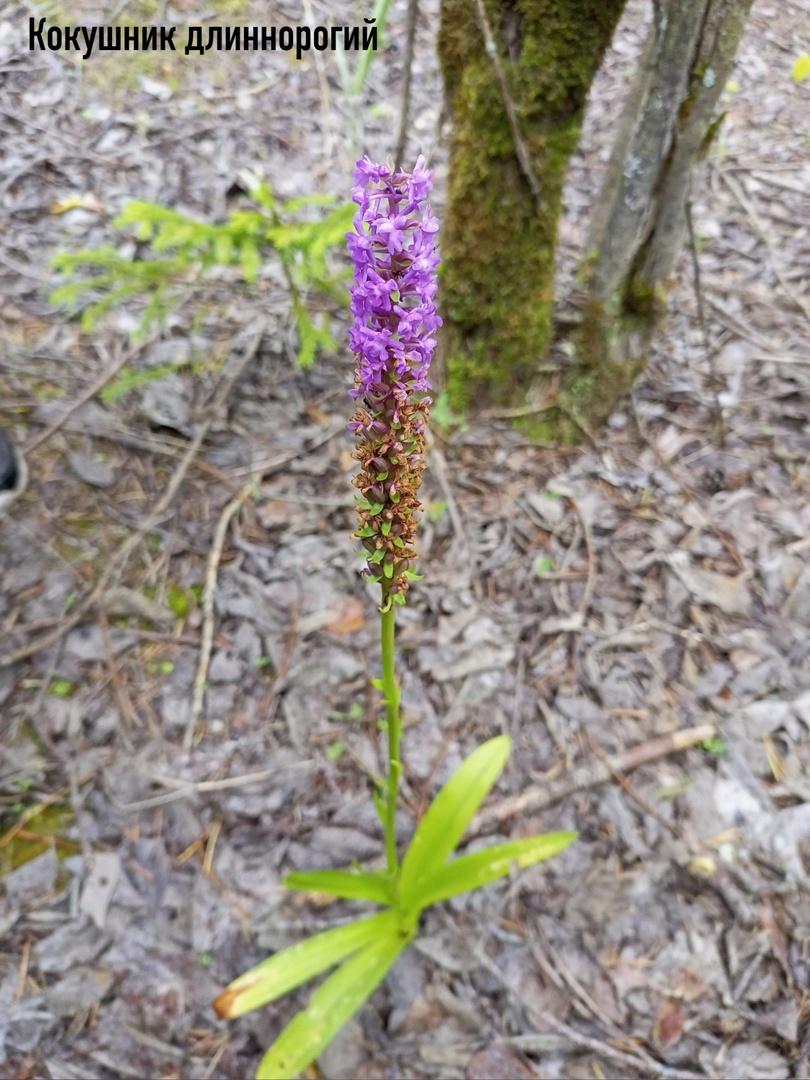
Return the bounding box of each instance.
[439,0,627,413]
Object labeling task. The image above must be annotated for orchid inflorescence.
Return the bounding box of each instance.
[347,155,441,605]
[214,158,576,1080]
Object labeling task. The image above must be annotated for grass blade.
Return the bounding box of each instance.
[213,910,396,1019]
[399,736,511,908]
[285,868,395,905]
[412,832,578,910]
[256,925,413,1080]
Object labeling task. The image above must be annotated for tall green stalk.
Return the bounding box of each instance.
[380,600,402,874]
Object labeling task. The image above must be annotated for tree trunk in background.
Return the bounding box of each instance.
[437,0,627,415]
[563,0,754,440]
[438,0,753,444]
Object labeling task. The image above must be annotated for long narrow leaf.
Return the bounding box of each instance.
[399,736,511,906]
[285,868,395,906]
[352,0,396,94]
[256,926,413,1080]
[213,910,397,1019]
[411,832,578,911]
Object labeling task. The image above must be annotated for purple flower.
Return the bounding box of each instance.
[348,155,441,401]
[347,157,441,601]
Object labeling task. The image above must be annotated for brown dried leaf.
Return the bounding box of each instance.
[653,998,686,1051]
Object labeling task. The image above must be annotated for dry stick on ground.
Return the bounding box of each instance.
[0,322,266,670]
[515,1015,709,1080]
[568,496,597,623]
[98,607,140,731]
[226,418,345,479]
[185,484,253,751]
[629,391,698,503]
[461,927,710,1080]
[23,340,142,454]
[26,409,243,494]
[394,0,420,169]
[470,0,543,211]
[468,723,716,837]
[685,197,726,447]
[426,441,474,581]
[112,761,317,813]
[719,167,810,323]
[703,291,780,351]
[531,929,627,1039]
[549,518,581,618]
[585,732,681,839]
[684,199,712,361]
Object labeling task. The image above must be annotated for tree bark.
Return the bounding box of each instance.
[562,0,754,439]
[437,0,627,414]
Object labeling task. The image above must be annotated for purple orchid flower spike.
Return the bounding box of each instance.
[347,156,441,605]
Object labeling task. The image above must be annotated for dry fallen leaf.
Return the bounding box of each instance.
[653,997,686,1051]
[666,552,752,616]
[325,596,365,634]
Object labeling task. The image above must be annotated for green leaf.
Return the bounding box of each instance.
[213,910,397,1020]
[167,584,190,618]
[256,926,413,1080]
[48,679,74,698]
[285,868,395,906]
[325,740,346,761]
[398,736,511,908]
[426,500,448,523]
[240,241,261,283]
[412,833,578,910]
[430,392,468,433]
[700,736,727,755]
[373,787,387,826]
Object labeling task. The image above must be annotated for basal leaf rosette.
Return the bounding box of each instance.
[347,157,441,604]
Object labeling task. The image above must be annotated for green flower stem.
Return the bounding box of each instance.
[380,597,402,875]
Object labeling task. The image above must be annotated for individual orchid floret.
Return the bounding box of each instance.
[347,156,441,604]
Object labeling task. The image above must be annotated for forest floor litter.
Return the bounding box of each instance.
[1,1,809,1077]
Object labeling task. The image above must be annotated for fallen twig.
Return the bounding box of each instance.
[586,733,681,839]
[185,484,253,751]
[23,341,141,454]
[459,920,711,1080]
[469,723,716,835]
[0,323,265,670]
[569,496,597,624]
[512,1017,710,1080]
[111,761,316,812]
[427,441,474,584]
[98,608,139,731]
[718,167,810,322]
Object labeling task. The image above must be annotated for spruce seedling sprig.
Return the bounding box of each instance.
[214,158,577,1080]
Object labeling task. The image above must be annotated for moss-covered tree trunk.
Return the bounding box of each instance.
[438,0,627,414]
[564,0,754,438]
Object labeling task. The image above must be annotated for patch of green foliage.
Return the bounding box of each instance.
[51,177,355,369]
